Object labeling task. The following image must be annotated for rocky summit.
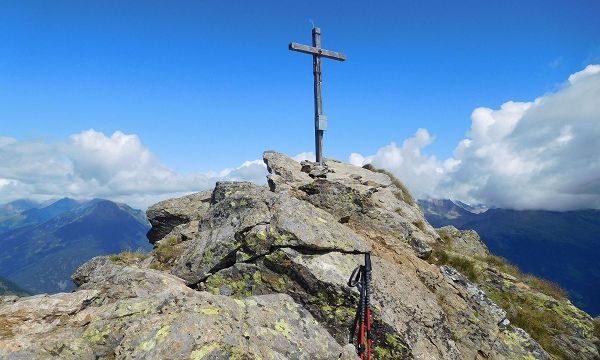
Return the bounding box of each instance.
[1,151,599,359]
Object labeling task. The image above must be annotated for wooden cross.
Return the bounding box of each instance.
[289,27,346,165]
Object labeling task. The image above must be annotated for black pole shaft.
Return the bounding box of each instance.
[312,27,324,165]
[365,253,372,356]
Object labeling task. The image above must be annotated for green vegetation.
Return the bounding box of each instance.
[593,317,600,339]
[433,231,568,305]
[431,231,574,359]
[153,236,182,266]
[442,253,478,282]
[477,254,566,300]
[436,227,453,243]
[522,274,566,300]
[479,254,520,277]
[412,220,427,232]
[109,251,148,265]
[481,256,572,359]
[489,291,567,359]
[148,262,165,271]
[430,243,479,282]
[362,164,415,205]
[372,332,411,359]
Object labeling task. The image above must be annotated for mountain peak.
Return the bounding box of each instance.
[0,199,40,222]
[2,198,39,209]
[0,196,151,296]
[1,152,598,359]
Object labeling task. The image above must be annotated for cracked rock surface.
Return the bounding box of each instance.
[1,151,598,359]
[1,257,354,359]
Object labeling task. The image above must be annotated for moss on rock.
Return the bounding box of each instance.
[109,251,148,265]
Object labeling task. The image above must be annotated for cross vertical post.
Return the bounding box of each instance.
[289,27,346,165]
[312,28,324,165]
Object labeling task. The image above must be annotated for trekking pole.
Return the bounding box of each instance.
[364,252,372,360]
[348,252,372,360]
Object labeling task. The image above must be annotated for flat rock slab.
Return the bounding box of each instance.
[0,261,354,360]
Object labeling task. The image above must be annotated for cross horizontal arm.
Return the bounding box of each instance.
[289,43,347,61]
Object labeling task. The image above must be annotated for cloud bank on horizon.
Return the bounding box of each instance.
[0,130,267,209]
[351,64,600,211]
[1,65,599,211]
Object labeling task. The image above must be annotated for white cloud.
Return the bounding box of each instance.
[349,129,451,200]
[568,64,600,84]
[0,130,267,209]
[292,152,315,162]
[351,64,600,211]
[219,160,267,182]
[4,65,599,212]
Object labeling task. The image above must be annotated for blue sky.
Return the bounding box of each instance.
[1,1,600,209]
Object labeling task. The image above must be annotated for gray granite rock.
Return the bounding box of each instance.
[146,191,211,245]
[1,260,352,360]
[3,151,597,360]
[437,225,490,257]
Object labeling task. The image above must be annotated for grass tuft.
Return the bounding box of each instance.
[436,227,453,244]
[477,254,566,300]
[433,227,571,358]
[593,317,600,339]
[154,235,182,264]
[109,251,148,265]
[445,254,478,282]
[429,243,478,282]
[489,291,567,358]
[480,255,520,277]
[522,274,567,300]
[362,164,415,205]
[412,220,427,232]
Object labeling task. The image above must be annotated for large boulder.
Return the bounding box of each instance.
[436,225,489,257]
[146,191,212,245]
[170,181,369,286]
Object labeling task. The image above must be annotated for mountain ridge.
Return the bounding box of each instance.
[0,275,30,296]
[1,151,597,359]
[0,199,40,222]
[0,197,151,294]
[419,198,600,316]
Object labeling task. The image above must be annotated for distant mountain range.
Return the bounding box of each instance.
[0,198,151,295]
[0,275,30,296]
[419,198,600,316]
[4,194,599,319]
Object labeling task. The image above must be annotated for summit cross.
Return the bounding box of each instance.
[289,27,347,165]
